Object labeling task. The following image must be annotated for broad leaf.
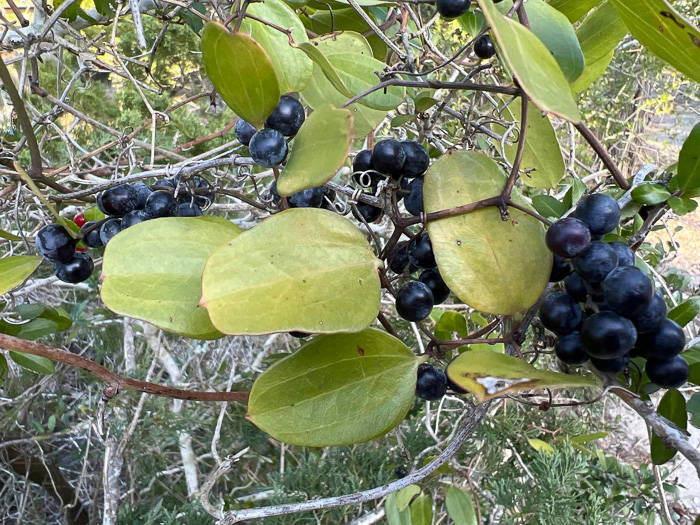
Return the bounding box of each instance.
[394,485,421,512]
[201,208,382,335]
[307,9,389,60]
[241,0,313,94]
[668,298,700,327]
[247,329,419,446]
[478,0,580,123]
[0,256,42,295]
[609,0,700,84]
[277,104,353,196]
[446,349,600,402]
[651,389,686,464]
[386,492,412,525]
[17,318,59,340]
[532,195,567,219]
[631,183,670,205]
[499,98,566,189]
[548,0,602,23]
[671,123,700,193]
[434,311,469,341]
[9,351,55,375]
[571,50,614,94]
[445,486,478,525]
[201,22,280,128]
[0,228,21,241]
[527,438,555,454]
[424,151,551,315]
[687,392,700,429]
[668,196,698,215]
[410,493,432,525]
[330,52,404,110]
[101,217,241,339]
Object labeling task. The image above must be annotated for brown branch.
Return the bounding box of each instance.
[173,119,237,153]
[575,123,631,190]
[502,93,529,199]
[0,334,249,403]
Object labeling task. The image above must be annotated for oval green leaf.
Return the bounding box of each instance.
[668,298,700,327]
[277,104,354,196]
[631,183,671,205]
[201,208,382,335]
[410,493,432,525]
[424,151,551,315]
[330,53,404,110]
[668,196,699,215]
[609,0,700,84]
[9,351,55,375]
[0,255,42,295]
[247,329,419,446]
[201,22,280,128]
[651,389,687,464]
[241,0,313,94]
[671,123,700,193]
[446,349,600,402]
[445,486,478,525]
[549,0,602,23]
[101,216,241,339]
[478,0,581,123]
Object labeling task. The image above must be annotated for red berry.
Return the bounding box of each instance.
[74,213,86,227]
[76,244,87,253]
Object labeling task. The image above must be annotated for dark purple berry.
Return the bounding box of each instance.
[99,218,122,244]
[122,210,150,228]
[419,269,450,304]
[474,35,496,59]
[404,178,424,216]
[144,191,178,219]
[399,141,430,178]
[415,364,447,400]
[371,139,406,177]
[396,281,434,322]
[635,319,685,360]
[436,0,471,18]
[352,201,383,223]
[574,194,621,236]
[550,255,573,283]
[546,218,591,258]
[99,185,139,217]
[539,292,583,335]
[235,119,257,146]
[555,332,589,365]
[53,253,94,283]
[646,355,689,389]
[265,96,305,137]
[249,129,288,168]
[608,242,635,267]
[178,203,203,217]
[36,224,77,263]
[590,354,630,374]
[80,221,104,248]
[602,266,653,317]
[288,187,324,208]
[630,291,667,334]
[580,311,637,359]
[573,241,619,283]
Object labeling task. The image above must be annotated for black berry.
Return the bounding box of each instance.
[572,241,619,283]
[388,242,416,275]
[408,231,436,269]
[545,218,591,258]
[474,35,496,59]
[436,0,471,18]
[352,201,383,223]
[635,319,685,360]
[399,141,430,178]
[178,203,203,217]
[99,185,139,217]
[122,210,150,228]
[646,355,689,389]
[144,191,178,219]
[235,119,257,146]
[36,224,77,263]
[396,281,434,322]
[602,266,653,317]
[608,242,635,267]
[539,292,583,335]
[555,332,589,365]
[574,194,621,236]
[266,95,305,137]
[249,129,288,168]
[371,139,406,177]
[580,311,637,359]
[404,178,424,216]
[288,187,324,208]
[133,183,152,209]
[80,221,104,248]
[419,269,450,304]
[590,354,630,374]
[564,273,588,303]
[99,218,122,245]
[54,253,94,283]
[549,255,572,283]
[415,364,447,401]
[630,291,667,334]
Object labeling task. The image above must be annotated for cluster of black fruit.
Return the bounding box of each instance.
[542,194,689,390]
[433,0,496,60]
[235,95,305,168]
[351,138,430,223]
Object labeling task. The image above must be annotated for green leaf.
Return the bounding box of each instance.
[201,22,280,128]
[17,318,60,339]
[497,0,585,83]
[670,123,700,193]
[424,151,551,315]
[688,363,700,388]
[15,304,46,320]
[386,492,413,525]
[394,485,421,512]
[180,2,205,34]
[571,50,614,94]
[651,389,686,464]
[295,39,357,99]
[410,493,432,525]
[201,209,382,335]
[0,228,21,241]
[631,183,671,205]
[391,114,417,128]
[532,195,567,219]
[446,349,600,402]
[307,9,389,60]
[667,298,700,327]
[548,0,602,23]
[9,351,55,375]
[478,0,580,123]
[83,206,105,222]
[101,217,241,339]
[445,486,478,525]
[414,93,438,112]
[609,0,700,84]
[527,438,554,454]
[668,196,698,215]
[570,431,608,443]
[247,329,419,446]
[329,53,404,110]
[499,98,566,188]
[0,256,42,296]
[0,353,7,382]
[241,0,313,94]
[458,10,486,36]
[687,392,700,429]
[434,311,469,341]
[277,104,353,196]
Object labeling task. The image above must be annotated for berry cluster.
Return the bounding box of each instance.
[542,194,688,390]
[235,95,305,168]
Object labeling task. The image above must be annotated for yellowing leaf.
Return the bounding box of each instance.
[247,329,419,446]
[201,22,280,128]
[527,438,555,454]
[424,151,551,315]
[446,349,600,402]
[277,104,353,196]
[201,208,382,335]
[0,256,42,295]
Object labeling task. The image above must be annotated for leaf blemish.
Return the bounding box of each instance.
[357,346,365,356]
[474,375,532,395]
[659,11,685,29]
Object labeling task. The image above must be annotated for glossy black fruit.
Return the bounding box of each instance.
[436,0,471,18]
[266,95,305,137]
[54,253,94,283]
[289,331,310,338]
[564,273,588,303]
[474,35,496,59]
[539,292,583,335]
[80,221,104,248]
[602,266,653,317]
[396,281,434,322]
[394,467,408,479]
[388,242,417,274]
[415,364,447,401]
[630,291,667,334]
[545,218,591,258]
[575,194,621,236]
[352,201,383,223]
[99,218,122,244]
[419,269,450,304]
[404,178,424,216]
[408,231,437,269]
[635,318,685,360]
[573,241,619,283]
[353,149,373,173]
[288,187,324,208]
[178,203,203,217]
[122,210,150,228]
[555,332,589,365]
[144,190,178,219]
[36,224,77,263]
[249,129,288,168]
[550,255,573,283]
[133,183,152,209]
[235,119,257,146]
[580,311,637,359]
[371,139,406,177]
[191,176,215,208]
[646,355,689,389]
[399,141,430,178]
[99,185,139,217]
[590,354,630,374]
[608,242,635,267]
